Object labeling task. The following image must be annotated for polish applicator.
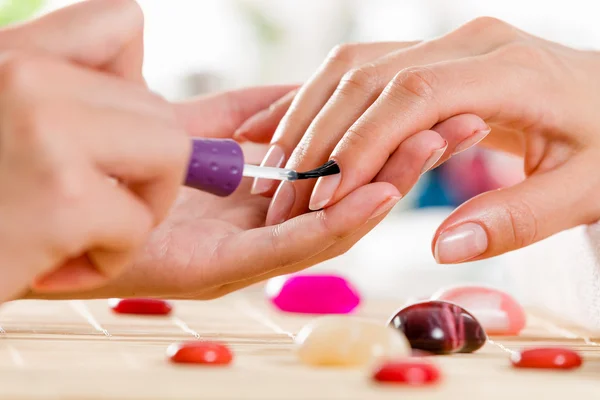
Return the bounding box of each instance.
[183,138,340,196]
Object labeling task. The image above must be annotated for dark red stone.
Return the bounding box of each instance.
[388,300,486,354]
[167,341,233,365]
[109,298,172,315]
[510,347,582,370]
[373,360,441,385]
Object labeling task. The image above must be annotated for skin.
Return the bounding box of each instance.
[237,17,600,266]
[2,0,400,303]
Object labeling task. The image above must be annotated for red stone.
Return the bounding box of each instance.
[373,360,441,385]
[388,300,486,354]
[108,298,172,315]
[510,347,582,370]
[167,341,233,365]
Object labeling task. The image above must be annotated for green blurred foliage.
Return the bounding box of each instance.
[0,0,45,27]
[235,1,284,46]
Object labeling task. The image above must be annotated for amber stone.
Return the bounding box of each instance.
[167,341,233,365]
[510,347,582,370]
[388,300,486,354]
[373,360,441,385]
[109,298,172,315]
[294,316,411,367]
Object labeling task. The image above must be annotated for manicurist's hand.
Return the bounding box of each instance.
[0,0,194,301]
[237,17,600,265]
[12,0,399,301]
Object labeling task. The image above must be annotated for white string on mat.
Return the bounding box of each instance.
[171,317,201,339]
[527,314,600,347]
[69,300,111,337]
[0,321,24,368]
[487,339,517,355]
[487,313,600,357]
[234,295,295,340]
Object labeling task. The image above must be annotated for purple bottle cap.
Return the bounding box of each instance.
[184,138,244,197]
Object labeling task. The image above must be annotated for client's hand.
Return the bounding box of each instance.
[237,17,600,264]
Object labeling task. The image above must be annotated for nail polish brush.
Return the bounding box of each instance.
[184,138,339,197]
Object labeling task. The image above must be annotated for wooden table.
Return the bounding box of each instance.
[0,285,598,399]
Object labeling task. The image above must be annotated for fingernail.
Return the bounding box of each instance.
[421,142,448,175]
[266,181,295,225]
[453,128,491,155]
[309,172,342,211]
[369,196,402,220]
[251,145,286,195]
[434,222,488,264]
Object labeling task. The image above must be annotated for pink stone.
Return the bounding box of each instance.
[430,285,526,335]
[265,274,360,314]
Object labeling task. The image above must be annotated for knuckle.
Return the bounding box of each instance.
[325,43,358,69]
[340,124,371,152]
[501,199,539,248]
[268,224,294,269]
[461,16,512,35]
[495,41,548,65]
[0,52,42,96]
[316,210,346,243]
[386,67,437,105]
[338,65,381,96]
[11,102,60,147]
[49,169,88,211]
[109,0,144,25]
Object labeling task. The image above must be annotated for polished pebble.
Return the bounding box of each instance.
[295,316,411,367]
[388,300,486,354]
[430,285,526,335]
[373,360,441,385]
[167,341,233,365]
[510,347,582,370]
[266,274,360,314]
[108,298,172,315]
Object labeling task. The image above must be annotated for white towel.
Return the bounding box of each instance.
[505,223,600,335]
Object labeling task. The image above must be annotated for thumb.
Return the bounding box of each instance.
[432,152,600,264]
[175,85,299,139]
[0,0,145,82]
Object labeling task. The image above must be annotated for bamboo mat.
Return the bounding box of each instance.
[0,286,598,400]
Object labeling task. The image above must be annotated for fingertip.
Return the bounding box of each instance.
[31,256,109,293]
[324,181,401,221]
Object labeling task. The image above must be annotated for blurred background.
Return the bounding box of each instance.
[4,0,600,328]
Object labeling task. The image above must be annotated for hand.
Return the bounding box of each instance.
[237,17,600,265]
[0,0,146,83]
[0,0,189,302]
[22,87,401,300]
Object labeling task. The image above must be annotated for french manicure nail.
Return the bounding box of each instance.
[369,196,402,220]
[309,172,342,211]
[453,128,491,155]
[421,142,448,175]
[251,145,286,195]
[434,222,488,264]
[265,181,295,226]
